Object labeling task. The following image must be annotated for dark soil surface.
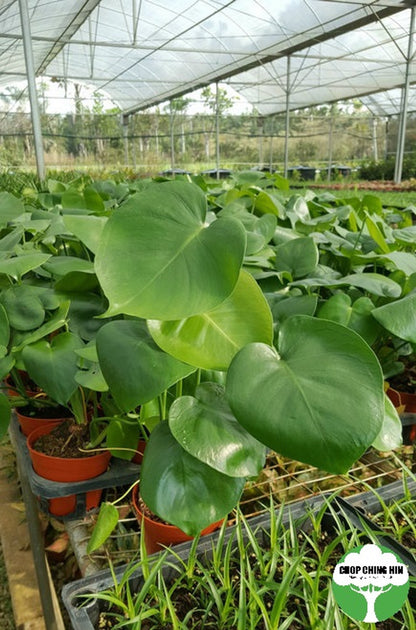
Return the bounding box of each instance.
[18,403,72,419]
[32,419,96,459]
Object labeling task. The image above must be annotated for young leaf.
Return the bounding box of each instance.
[87,503,120,554]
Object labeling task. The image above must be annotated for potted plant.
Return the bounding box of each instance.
[86,179,397,548]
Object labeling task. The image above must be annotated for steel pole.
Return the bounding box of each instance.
[394,6,415,183]
[284,55,291,178]
[18,0,45,180]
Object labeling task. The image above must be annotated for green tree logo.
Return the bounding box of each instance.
[332,544,409,622]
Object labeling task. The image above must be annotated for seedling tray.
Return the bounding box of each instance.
[62,478,416,629]
[10,414,141,519]
[62,492,327,630]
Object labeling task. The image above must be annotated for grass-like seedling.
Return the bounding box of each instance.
[78,491,416,630]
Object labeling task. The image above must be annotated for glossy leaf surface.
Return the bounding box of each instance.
[169,383,266,477]
[96,320,195,411]
[226,315,384,473]
[22,332,84,405]
[372,292,416,343]
[95,181,246,319]
[148,271,273,370]
[140,422,245,536]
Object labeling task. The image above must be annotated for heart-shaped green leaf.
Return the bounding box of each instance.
[226,315,384,473]
[0,285,45,331]
[140,422,245,536]
[96,320,195,411]
[169,383,266,477]
[106,417,142,460]
[22,332,84,405]
[0,192,25,227]
[275,237,318,279]
[62,215,108,254]
[148,271,273,370]
[317,294,380,345]
[95,181,246,319]
[372,292,416,343]
[12,301,70,352]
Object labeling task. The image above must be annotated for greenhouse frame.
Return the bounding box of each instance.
[0,0,415,180]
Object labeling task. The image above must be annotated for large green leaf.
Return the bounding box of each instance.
[372,292,416,343]
[266,294,318,328]
[62,215,108,254]
[140,422,246,536]
[22,332,84,405]
[169,383,266,477]
[95,181,246,319]
[0,253,51,280]
[148,271,273,370]
[317,294,380,345]
[67,293,109,341]
[275,237,319,279]
[0,285,45,331]
[42,256,95,276]
[0,192,25,227]
[380,252,416,276]
[226,315,384,473]
[339,272,402,298]
[12,301,70,352]
[96,320,195,411]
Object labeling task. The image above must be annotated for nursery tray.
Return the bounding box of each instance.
[62,477,416,630]
[62,492,327,630]
[10,414,141,519]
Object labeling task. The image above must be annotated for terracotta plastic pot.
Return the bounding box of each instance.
[27,424,111,517]
[132,484,223,555]
[132,439,147,464]
[387,387,416,412]
[16,408,69,437]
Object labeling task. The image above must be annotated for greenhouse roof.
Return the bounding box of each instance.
[0,0,414,116]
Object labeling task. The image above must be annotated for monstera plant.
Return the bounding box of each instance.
[90,179,395,537]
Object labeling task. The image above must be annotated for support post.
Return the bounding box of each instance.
[372,117,378,162]
[215,81,220,179]
[327,114,334,182]
[18,0,45,180]
[122,115,129,166]
[283,55,291,178]
[170,103,175,171]
[394,6,415,183]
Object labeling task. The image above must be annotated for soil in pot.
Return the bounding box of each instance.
[27,421,111,517]
[16,404,72,437]
[32,419,98,459]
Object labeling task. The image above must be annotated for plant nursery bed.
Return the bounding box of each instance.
[9,413,141,520]
[62,476,416,630]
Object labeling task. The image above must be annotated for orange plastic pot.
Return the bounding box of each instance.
[132,439,147,464]
[16,408,69,437]
[132,484,223,555]
[27,424,111,517]
[387,387,416,413]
